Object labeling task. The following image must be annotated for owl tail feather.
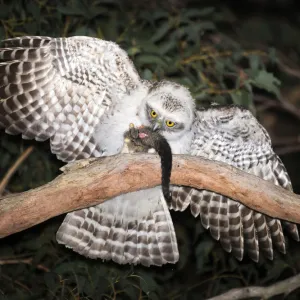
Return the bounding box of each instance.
[56,187,179,267]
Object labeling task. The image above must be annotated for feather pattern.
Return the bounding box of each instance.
[1,36,298,266]
[56,187,179,266]
[0,36,141,162]
[170,105,299,261]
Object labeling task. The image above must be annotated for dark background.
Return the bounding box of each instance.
[1,0,300,299]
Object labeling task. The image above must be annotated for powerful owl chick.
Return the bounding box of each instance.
[0,36,299,266]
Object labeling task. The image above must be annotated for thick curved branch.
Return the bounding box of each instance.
[207,273,300,300]
[1,154,300,238]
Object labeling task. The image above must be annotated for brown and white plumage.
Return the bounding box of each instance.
[0,36,299,266]
[0,36,182,267]
[56,188,178,266]
[0,35,140,161]
[170,105,299,262]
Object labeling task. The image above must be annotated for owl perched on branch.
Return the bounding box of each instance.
[0,36,298,266]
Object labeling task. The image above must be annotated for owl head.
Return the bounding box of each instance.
[138,81,195,141]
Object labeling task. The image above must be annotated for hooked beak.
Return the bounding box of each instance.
[152,121,161,131]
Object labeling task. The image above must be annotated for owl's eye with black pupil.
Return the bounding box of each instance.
[166,120,175,127]
[150,110,157,118]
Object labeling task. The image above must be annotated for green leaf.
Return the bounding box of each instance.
[138,271,159,294]
[135,54,168,67]
[251,70,281,97]
[158,39,177,55]
[151,22,170,43]
[142,68,153,80]
[127,46,141,56]
[268,47,278,64]
[230,90,253,108]
[249,55,261,72]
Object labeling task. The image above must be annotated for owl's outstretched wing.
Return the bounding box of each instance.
[56,187,179,267]
[0,36,141,161]
[170,105,299,262]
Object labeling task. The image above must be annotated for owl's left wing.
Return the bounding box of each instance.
[170,105,299,262]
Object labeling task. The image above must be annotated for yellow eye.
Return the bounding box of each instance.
[166,120,175,127]
[150,110,157,118]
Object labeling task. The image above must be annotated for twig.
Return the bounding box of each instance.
[0,273,32,294]
[207,273,300,300]
[277,61,300,80]
[254,94,300,121]
[0,257,50,272]
[1,154,300,238]
[0,146,34,196]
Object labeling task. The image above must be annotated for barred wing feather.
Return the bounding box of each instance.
[170,105,299,262]
[0,36,140,161]
[57,187,179,267]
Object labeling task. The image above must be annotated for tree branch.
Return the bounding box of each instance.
[1,153,300,238]
[207,273,300,300]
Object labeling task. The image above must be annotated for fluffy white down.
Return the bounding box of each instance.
[94,80,196,156]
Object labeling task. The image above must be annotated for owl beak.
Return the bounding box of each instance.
[153,121,161,131]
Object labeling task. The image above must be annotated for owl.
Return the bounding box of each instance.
[0,36,298,266]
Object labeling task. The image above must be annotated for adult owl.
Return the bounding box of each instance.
[0,36,298,266]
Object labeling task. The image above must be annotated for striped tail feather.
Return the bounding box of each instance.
[171,187,232,253]
[266,217,286,254]
[170,185,298,262]
[56,187,179,267]
[228,199,244,260]
[240,206,259,262]
[272,159,300,242]
[199,190,211,230]
[208,192,222,241]
[250,157,298,256]
[219,196,231,253]
[253,212,273,260]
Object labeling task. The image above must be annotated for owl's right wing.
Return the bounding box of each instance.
[0,36,141,162]
[170,105,299,262]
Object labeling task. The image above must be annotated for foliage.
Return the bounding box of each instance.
[1,0,300,299]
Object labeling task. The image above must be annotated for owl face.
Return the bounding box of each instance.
[138,81,195,141]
